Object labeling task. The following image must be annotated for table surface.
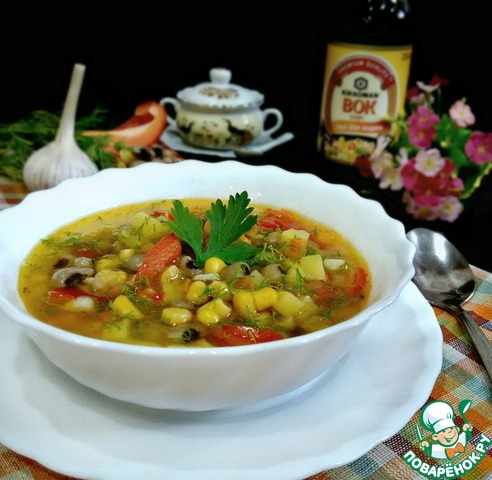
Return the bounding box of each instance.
[1,171,491,480]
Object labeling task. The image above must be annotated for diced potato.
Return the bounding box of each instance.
[295,295,320,321]
[249,269,265,286]
[285,265,304,284]
[281,229,310,243]
[129,211,171,243]
[299,254,326,281]
[273,291,304,317]
[101,318,132,342]
[63,296,96,312]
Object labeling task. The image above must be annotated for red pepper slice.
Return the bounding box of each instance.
[136,233,182,279]
[83,101,167,148]
[207,325,285,347]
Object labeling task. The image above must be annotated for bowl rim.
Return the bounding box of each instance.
[0,160,415,356]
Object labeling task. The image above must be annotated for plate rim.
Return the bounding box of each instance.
[0,281,442,480]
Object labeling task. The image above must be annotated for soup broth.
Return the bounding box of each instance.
[18,194,371,347]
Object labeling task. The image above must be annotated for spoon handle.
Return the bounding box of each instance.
[455,308,492,382]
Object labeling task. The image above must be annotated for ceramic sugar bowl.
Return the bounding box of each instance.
[160,68,284,150]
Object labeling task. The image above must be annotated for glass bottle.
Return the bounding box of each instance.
[317,0,413,166]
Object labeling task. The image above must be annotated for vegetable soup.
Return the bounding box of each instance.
[18,192,370,347]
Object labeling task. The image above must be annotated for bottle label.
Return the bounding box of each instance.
[318,41,412,163]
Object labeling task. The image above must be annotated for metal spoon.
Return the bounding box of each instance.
[407,227,492,381]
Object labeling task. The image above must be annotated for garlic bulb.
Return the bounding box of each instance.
[23,63,99,191]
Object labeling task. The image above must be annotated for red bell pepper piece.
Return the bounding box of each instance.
[136,233,182,279]
[207,324,285,346]
[83,101,167,148]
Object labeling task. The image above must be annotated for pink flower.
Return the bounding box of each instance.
[408,124,436,149]
[449,100,475,127]
[416,81,441,94]
[438,196,464,222]
[408,106,440,129]
[406,86,427,106]
[465,131,492,164]
[414,149,445,177]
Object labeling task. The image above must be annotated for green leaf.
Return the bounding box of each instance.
[166,192,260,267]
[449,146,470,170]
[0,107,112,180]
[166,200,204,258]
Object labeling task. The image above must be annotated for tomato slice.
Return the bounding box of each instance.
[352,267,368,295]
[257,209,303,231]
[136,233,182,279]
[207,325,285,346]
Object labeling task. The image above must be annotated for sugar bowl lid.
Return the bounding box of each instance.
[176,68,264,109]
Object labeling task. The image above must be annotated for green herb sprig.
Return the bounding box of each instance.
[166,192,260,267]
[0,107,114,182]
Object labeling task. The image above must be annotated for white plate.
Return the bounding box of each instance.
[161,127,294,158]
[0,282,442,480]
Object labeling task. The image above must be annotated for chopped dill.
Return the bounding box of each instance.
[0,107,114,182]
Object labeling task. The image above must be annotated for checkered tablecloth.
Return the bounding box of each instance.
[1,177,491,480]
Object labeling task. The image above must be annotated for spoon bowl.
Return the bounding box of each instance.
[407,227,492,381]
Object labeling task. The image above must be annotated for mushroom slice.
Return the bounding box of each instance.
[177,255,203,277]
[52,267,95,287]
[220,262,251,281]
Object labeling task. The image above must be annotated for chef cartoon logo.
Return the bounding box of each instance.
[402,400,491,479]
[418,400,472,460]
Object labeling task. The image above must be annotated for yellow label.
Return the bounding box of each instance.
[319,41,412,149]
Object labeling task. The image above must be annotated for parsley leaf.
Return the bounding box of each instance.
[166,192,260,267]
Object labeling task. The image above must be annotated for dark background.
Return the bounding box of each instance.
[1,0,491,270]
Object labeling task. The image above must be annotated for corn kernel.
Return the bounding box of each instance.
[118,248,135,262]
[95,255,121,272]
[196,308,220,326]
[161,307,193,326]
[233,290,256,317]
[252,287,279,311]
[208,280,232,300]
[203,257,227,274]
[198,298,232,321]
[161,265,184,283]
[185,280,209,305]
[112,295,144,319]
[119,148,136,165]
[237,234,252,244]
